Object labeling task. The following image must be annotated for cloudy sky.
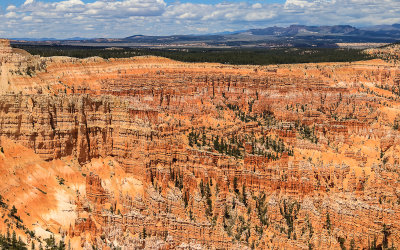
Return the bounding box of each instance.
[0,0,399,38]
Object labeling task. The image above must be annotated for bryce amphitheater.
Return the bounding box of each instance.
[0,38,400,249]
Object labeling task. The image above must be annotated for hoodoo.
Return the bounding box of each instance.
[0,39,38,93]
[0,40,399,249]
[0,39,13,57]
[0,39,12,92]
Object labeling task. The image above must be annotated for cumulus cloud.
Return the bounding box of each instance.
[1,0,400,38]
[23,0,35,5]
[6,5,17,11]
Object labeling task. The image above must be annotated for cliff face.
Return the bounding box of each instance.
[0,39,44,94]
[0,94,157,178]
[1,40,400,249]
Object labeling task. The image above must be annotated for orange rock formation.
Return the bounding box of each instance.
[0,39,399,249]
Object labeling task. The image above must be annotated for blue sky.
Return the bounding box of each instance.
[0,0,399,38]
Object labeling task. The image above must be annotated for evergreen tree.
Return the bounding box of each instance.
[233,177,239,194]
[199,179,204,197]
[326,212,331,234]
[12,230,17,248]
[242,185,247,207]
[142,227,147,239]
[382,224,391,249]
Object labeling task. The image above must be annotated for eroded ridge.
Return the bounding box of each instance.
[1,40,400,249]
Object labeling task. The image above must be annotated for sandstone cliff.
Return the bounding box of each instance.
[0,40,400,249]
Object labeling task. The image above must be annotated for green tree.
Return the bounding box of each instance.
[241,184,247,207]
[142,227,147,239]
[12,231,17,248]
[199,179,204,197]
[233,177,239,194]
[349,239,355,250]
[382,224,391,249]
[279,199,300,239]
[325,212,331,234]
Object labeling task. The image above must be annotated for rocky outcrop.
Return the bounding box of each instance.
[1,39,400,249]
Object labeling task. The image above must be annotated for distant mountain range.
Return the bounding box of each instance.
[11,37,91,42]
[11,24,400,48]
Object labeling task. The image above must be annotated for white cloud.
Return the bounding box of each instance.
[284,0,315,8]
[6,5,17,11]
[252,3,262,9]
[22,16,33,21]
[23,0,35,5]
[0,0,399,38]
[5,12,18,18]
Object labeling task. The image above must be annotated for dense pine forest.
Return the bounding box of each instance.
[13,45,375,65]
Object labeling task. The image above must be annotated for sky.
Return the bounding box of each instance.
[0,0,399,39]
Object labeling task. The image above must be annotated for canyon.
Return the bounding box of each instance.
[0,38,400,249]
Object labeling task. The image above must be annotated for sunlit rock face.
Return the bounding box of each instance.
[1,39,400,249]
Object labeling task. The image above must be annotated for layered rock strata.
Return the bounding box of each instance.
[0,40,400,249]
